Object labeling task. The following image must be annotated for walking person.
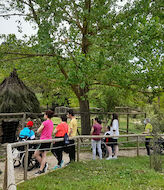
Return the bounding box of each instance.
[109,113,119,159]
[34,110,54,175]
[91,118,102,160]
[143,118,153,156]
[67,109,77,164]
[51,115,69,169]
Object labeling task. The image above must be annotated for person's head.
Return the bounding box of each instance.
[112,113,118,120]
[107,125,111,131]
[44,110,54,119]
[67,109,74,118]
[26,121,33,128]
[144,118,150,124]
[110,113,118,126]
[61,114,67,122]
[94,117,102,124]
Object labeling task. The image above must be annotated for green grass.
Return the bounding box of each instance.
[119,117,144,134]
[17,157,164,190]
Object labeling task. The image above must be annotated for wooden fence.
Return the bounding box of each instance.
[3,133,163,190]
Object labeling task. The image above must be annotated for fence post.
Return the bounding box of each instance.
[127,113,129,141]
[77,137,80,162]
[24,144,29,181]
[137,136,139,156]
[22,113,26,129]
[7,144,16,190]
[3,158,7,190]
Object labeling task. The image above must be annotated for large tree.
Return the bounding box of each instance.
[0,0,163,134]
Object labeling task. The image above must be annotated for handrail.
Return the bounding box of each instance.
[10,134,151,148]
[4,133,164,190]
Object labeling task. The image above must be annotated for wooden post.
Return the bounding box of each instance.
[22,113,26,129]
[127,113,129,141]
[3,158,7,190]
[24,144,29,181]
[7,144,16,190]
[144,113,146,119]
[77,138,80,162]
[137,136,139,156]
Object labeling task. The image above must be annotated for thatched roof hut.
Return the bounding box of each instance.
[0,69,41,113]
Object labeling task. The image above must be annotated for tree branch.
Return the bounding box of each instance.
[60,6,83,32]
[0,13,27,17]
[56,60,81,99]
[0,56,31,62]
[28,0,40,25]
[2,52,65,59]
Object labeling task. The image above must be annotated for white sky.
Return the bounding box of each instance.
[0,16,36,39]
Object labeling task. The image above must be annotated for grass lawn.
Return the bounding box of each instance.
[17,157,164,190]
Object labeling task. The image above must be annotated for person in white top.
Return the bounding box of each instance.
[106,113,119,160]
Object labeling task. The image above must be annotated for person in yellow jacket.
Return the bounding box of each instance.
[67,109,78,163]
[143,118,153,155]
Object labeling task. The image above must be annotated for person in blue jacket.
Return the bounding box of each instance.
[19,121,35,140]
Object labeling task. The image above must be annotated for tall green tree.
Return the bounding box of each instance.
[0,0,163,134]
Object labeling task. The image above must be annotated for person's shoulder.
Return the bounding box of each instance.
[72,118,77,122]
[113,119,119,125]
[93,124,97,128]
[30,129,35,134]
[56,123,62,128]
[72,118,77,125]
[147,123,152,128]
[20,127,26,131]
[42,120,47,125]
[62,122,68,127]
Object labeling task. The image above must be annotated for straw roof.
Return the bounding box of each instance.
[0,69,41,113]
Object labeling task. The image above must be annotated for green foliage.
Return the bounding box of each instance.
[0,0,163,121]
[17,157,164,190]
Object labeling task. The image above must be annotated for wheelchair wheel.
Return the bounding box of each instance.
[12,148,21,168]
[13,159,21,168]
[96,143,108,158]
[101,143,108,158]
[22,155,38,171]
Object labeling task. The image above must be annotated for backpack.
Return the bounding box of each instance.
[64,133,69,145]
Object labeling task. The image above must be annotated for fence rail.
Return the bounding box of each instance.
[3,134,164,190]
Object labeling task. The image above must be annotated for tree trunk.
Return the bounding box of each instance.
[79,98,91,135]
[79,0,91,135]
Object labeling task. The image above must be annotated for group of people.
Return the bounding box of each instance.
[33,109,77,175]
[90,114,153,160]
[18,110,153,176]
[19,109,77,175]
[91,113,119,160]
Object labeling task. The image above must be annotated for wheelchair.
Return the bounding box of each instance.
[12,137,40,171]
[149,137,164,155]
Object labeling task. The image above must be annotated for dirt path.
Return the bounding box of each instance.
[0,149,147,189]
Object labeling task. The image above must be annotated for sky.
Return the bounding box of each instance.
[0,16,36,39]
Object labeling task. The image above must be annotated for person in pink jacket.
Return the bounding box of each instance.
[34,110,54,175]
